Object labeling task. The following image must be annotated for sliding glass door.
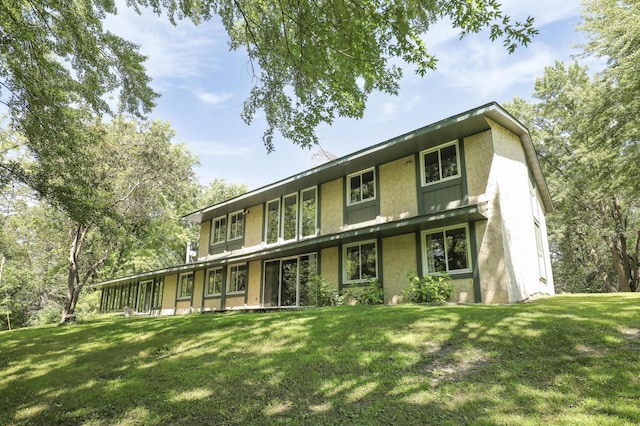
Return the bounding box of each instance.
[263,253,317,307]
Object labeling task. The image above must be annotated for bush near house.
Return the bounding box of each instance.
[403,273,455,303]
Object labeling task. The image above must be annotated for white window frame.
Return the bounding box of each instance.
[205,267,224,296]
[210,215,227,245]
[227,210,244,241]
[300,186,318,238]
[281,192,298,242]
[420,141,461,187]
[342,239,378,283]
[227,264,248,294]
[177,273,194,300]
[265,198,281,245]
[347,167,377,206]
[421,225,472,274]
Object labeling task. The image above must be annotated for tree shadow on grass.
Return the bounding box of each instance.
[1,295,640,425]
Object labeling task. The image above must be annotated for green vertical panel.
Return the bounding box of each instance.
[469,222,482,303]
[458,138,469,204]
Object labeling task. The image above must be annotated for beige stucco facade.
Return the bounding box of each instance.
[96,103,554,315]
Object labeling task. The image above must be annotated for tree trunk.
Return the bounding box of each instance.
[577,227,616,292]
[60,224,84,325]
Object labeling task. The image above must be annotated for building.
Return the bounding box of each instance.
[95,102,554,315]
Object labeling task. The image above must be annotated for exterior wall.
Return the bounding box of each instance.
[225,295,245,309]
[320,178,343,235]
[192,270,205,313]
[464,131,510,304]
[453,278,475,304]
[320,247,340,290]
[244,203,264,248]
[381,233,417,304]
[246,260,262,307]
[203,298,222,311]
[379,156,418,222]
[489,119,553,302]
[198,221,210,259]
[175,300,191,314]
[161,274,178,315]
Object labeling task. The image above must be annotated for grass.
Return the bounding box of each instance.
[1,294,640,425]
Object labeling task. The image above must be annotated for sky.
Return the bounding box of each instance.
[103,0,591,190]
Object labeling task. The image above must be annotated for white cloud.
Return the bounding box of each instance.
[194,91,233,106]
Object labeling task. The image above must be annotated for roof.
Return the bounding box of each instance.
[183,101,553,224]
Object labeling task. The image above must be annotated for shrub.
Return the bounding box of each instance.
[403,273,455,303]
[343,278,384,305]
[311,275,343,307]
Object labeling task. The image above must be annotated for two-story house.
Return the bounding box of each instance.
[94,102,555,315]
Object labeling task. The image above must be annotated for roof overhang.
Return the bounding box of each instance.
[183,102,552,224]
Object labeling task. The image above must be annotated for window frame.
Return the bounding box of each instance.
[347,167,377,206]
[342,239,378,284]
[281,192,299,242]
[420,141,461,187]
[300,186,318,238]
[205,267,224,296]
[177,273,194,300]
[227,264,248,294]
[265,198,281,245]
[421,224,472,274]
[227,210,245,241]
[210,215,227,246]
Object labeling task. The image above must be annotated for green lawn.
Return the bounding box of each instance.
[1,294,640,425]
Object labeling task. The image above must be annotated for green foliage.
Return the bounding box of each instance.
[310,275,343,307]
[34,303,65,326]
[75,289,102,321]
[343,278,384,305]
[403,273,455,303]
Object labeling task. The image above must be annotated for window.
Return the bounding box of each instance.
[266,199,280,244]
[423,226,470,273]
[421,142,460,185]
[300,187,317,238]
[178,273,194,299]
[343,240,378,282]
[348,168,376,205]
[282,193,298,241]
[228,264,247,293]
[264,187,318,244]
[530,178,547,282]
[152,280,163,308]
[211,216,226,245]
[228,211,244,240]
[206,268,223,296]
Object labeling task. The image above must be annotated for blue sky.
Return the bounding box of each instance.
[104,0,591,190]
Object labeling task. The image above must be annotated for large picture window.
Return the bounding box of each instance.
[423,226,470,273]
[264,187,318,244]
[206,268,223,296]
[228,264,247,294]
[421,142,460,185]
[348,168,376,205]
[178,273,194,299]
[343,240,378,282]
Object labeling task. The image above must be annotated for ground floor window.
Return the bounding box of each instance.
[99,279,163,313]
[343,240,378,283]
[228,264,247,294]
[205,268,223,296]
[422,225,471,273]
[263,253,317,307]
[178,273,194,300]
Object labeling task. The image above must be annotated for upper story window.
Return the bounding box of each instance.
[421,141,460,186]
[265,186,318,244]
[211,216,226,245]
[343,240,378,283]
[177,273,194,300]
[422,225,471,274]
[228,210,244,240]
[348,168,376,205]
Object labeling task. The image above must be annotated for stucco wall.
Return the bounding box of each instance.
[320,178,343,235]
[202,298,222,311]
[198,221,210,259]
[381,233,417,304]
[320,247,340,290]
[161,274,178,315]
[244,203,264,248]
[379,156,418,221]
[489,119,552,302]
[224,295,245,308]
[247,260,262,307]
[175,300,191,315]
[464,131,494,203]
[452,278,475,304]
[192,270,204,313]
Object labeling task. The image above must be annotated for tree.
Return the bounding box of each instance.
[50,116,199,324]
[507,59,640,293]
[200,178,248,207]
